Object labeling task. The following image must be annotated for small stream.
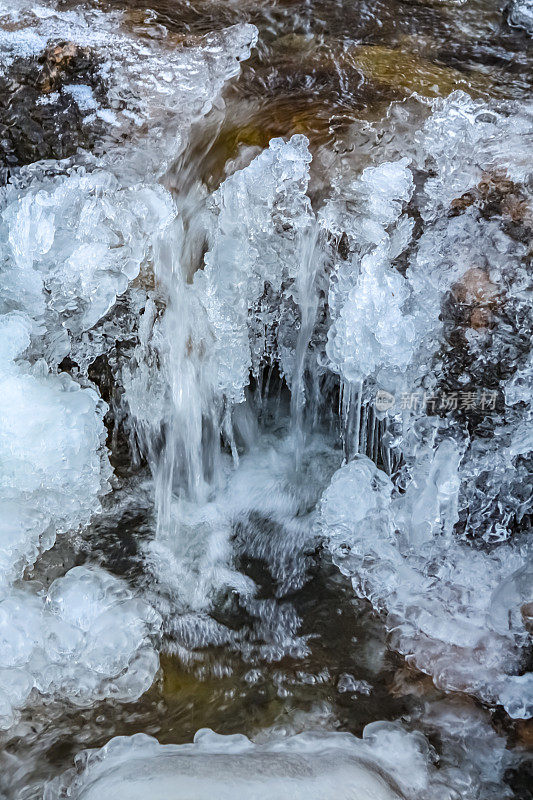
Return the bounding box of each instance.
[0,0,531,797]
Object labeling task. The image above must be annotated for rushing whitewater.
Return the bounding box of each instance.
[0,0,531,797]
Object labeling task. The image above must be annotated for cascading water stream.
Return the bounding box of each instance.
[289,222,323,467]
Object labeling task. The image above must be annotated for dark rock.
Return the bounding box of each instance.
[0,41,108,182]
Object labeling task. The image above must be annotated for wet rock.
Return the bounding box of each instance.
[388,666,440,700]
[37,41,94,93]
[451,266,501,331]
[450,171,533,230]
[0,42,107,181]
[521,602,533,633]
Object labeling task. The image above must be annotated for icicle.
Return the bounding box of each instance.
[290,223,323,467]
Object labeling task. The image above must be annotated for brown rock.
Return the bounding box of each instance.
[521,601,533,633]
[451,267,501,330]
[450,170,533,228]
[38,41,91,93]
[514,719,533,750]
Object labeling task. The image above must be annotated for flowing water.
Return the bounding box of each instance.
[0,0,532,797]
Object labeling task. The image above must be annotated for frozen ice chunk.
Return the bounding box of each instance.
[195,135,314,403]
[45,723,441,800]
[1,171,175,362]
[320,452,532,718]
[337,674,372,695]
[508,0,533,34]
[323,159,415,385]
[0,566,161,729]
[326,244,417,384]
[0,314,111,588]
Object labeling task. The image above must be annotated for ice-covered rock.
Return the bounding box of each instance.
[0,314,111,589]
[45,724,443,800]
[0,1,257,177]
[414,92,533,219]
[320,451,531,718]
[314,90,533,720]
[507,0,533,34]
[0,565,161,729]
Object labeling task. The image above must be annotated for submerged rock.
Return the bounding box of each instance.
[450,170,533,231]
[347,44,491,99]
[450,266,501,331]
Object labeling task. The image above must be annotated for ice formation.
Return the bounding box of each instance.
[122,90,532,720]
[1,170,175,363]
[125,135,319,517]
[508,0,533,34]
[0,0,257,731]
[0,0,531,793]
[0,315,110,588]
[323,158,415,387]
[320,452,531,718]
[196,135,314,404]
[45,724,451,800]
[319,92,533,718]
[0,566,161,729]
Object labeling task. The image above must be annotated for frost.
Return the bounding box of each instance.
[63,83,98,111]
